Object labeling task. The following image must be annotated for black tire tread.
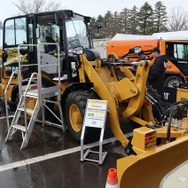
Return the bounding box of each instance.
[65,90,100,142]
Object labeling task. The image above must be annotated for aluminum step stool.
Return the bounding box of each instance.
[4,43,65,150]
[4,73,65,150]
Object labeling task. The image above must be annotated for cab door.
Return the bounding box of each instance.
[2,16,28,78]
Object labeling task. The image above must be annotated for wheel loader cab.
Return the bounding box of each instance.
[0,10,94,106]
[0,10,93,90]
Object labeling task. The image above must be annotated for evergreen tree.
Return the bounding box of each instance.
[153,1,168,32]
[137,2,154,35]
[89,17,99,39]
[119,8,130,34]
[102,11,114,38]
[112,11,120,35]
[88,2,188,38]
[128,6,139,34]
[96,15,105,38]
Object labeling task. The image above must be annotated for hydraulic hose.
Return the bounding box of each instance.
[161,100,188,123]
[162,99,188,142]
[167,105,182,143]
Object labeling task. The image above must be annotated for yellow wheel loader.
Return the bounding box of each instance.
[0,10,163,146]
[1,10,188,186]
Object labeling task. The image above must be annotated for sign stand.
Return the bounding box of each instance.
[80,99,108,165]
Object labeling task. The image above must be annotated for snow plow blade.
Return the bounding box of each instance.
[117,136,188,188]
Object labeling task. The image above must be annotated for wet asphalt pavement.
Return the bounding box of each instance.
[0,117,133,188]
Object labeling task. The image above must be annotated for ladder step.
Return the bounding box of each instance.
[44,120,64,130]
[24,87,60,99]
[12,124,26,132]
[17,107,34,114]
[24,89,38,98]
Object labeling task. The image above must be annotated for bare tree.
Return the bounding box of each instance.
[168,7,188,31]
[14,0,62,14]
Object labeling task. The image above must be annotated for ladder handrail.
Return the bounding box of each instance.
[23,72,38,128]
[23,72,38,98]
[17,44,38,98]
[4,71,18,128]
[17,43,62,98]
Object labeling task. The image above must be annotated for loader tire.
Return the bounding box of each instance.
[147,85,164,121]
[0,99,4,115]
[9,88,19,111]
[65,90,100,143]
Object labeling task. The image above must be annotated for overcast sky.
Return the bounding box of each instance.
[0,0,187,22]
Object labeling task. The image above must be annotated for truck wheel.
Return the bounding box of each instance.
[65,90,100,142]
[164,75,184,88]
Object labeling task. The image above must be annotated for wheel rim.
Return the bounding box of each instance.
[168,78,182,88]
[168,79,179,87]
[69,104,82,132]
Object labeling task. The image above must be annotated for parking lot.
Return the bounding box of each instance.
[0,116,133,188]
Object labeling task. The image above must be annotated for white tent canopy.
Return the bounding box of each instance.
[111,33,157,41]
[111,30,188,41]
[152,30,188,40]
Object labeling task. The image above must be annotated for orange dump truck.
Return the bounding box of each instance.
[107,32,188,88]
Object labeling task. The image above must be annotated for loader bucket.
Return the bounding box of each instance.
[117,136,188,188]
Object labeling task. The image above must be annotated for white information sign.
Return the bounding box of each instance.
[81,99,108,164]
[83,99,108,129]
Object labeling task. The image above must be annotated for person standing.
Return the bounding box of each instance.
[147,47,168,100]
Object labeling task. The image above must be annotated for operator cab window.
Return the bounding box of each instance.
[36,14,64,76]
[3,17,27,77]
[4,17,27,47]
[36,14,61,53]
[65,15,90,49]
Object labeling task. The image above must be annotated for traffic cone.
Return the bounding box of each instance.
[105,168,118,188]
